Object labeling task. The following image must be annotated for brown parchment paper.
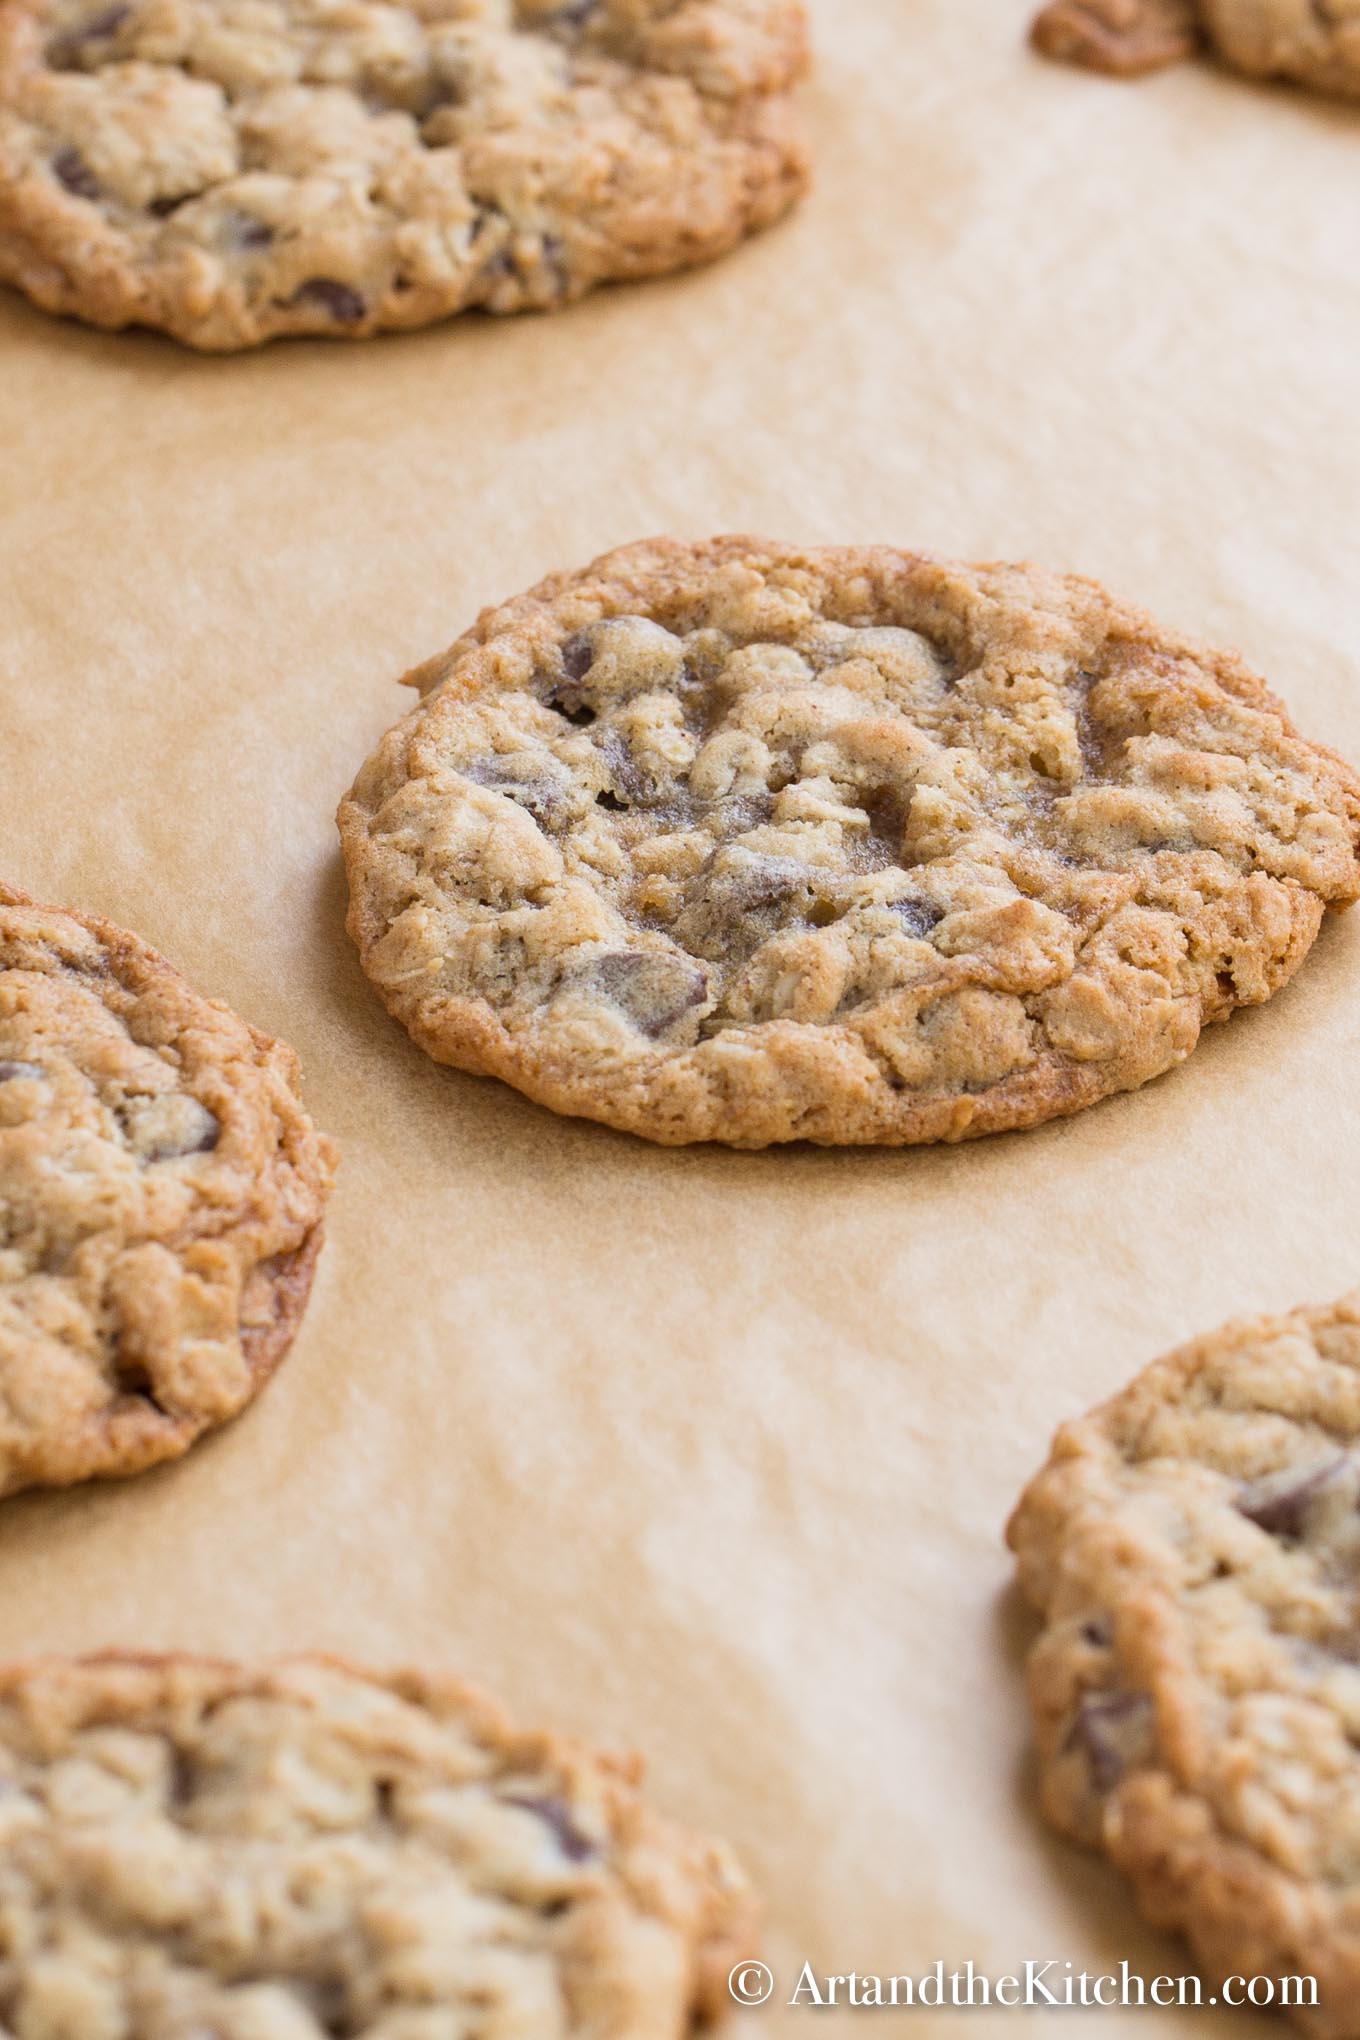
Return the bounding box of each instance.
[3,2,1360,2032]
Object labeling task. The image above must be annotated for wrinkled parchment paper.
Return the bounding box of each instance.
[3,2,1360,2031]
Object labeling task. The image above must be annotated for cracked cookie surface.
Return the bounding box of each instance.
[0,886,335,1499]
[0,0,809,349]
[1009,1294,1360,2039]
[1032,0,1360,100]
[338,536,1360,1148]
[0,1652,756,2039]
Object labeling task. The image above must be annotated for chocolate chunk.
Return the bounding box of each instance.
[0,1061,43,1083]
[1236,1455,1353,1539]
[290,279,366,325]
[580,952,708,1038]
[506,1794,597,1864]
[1064,1691,1153,1793]
[53,149,100,199]
[596,789,628,812]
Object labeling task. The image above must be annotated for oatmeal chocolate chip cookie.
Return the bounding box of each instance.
[337,536,1360,1149]
[1033,0,1360,99]
[0,885,335,1499]
[0,0,809,350]
[1008,1295,1360,2039]
[0,1652,757,2038]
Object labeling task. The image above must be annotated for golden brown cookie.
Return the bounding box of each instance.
[1033,0,1360,100]
[338,536,1360,1148]
[0,885,335,1499]
[0,0,810,349]
[1009,1293,1360,2038]
[0,1651,757,2037]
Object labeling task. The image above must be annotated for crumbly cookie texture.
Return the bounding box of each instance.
[1009,1295,1360,2038]
[0,886,335,1499]
[1032,0,1360,99]
[0,0,809,350]
[338,536,1360,1149]
[0,1652,756,2039]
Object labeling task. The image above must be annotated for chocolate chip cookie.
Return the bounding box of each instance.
[1009,1294,1360,2038]
[338,536,1360,1148]
[0,0,809,350]
[0,1651,756,2036]
[0,885,335,1499]
[1033,0,1360,100]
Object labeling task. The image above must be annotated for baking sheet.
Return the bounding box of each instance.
[3,1,1360,2032]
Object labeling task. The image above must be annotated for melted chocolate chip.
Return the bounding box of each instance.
[859,788,911,863]
[1065,1691,1153,1793]
[47,4,130,68]
[581,951,709,1038]
[547,693,596,727]
[1080,1617,1113,1649]
[112,1346,169,1417]
[0,1061,43,1083]
[465,759,564,829]
[123,1097,221,1163]
[561,632,595,683]
[1236,1455,1353,1539]
[227,212,274,251]
[507,1794,597,1864]
[889,898,943,940]
[157,1113,219,1161]
[53,148,100,199]
[169,1747,197,1806]
[727,857,822,914]
[149,194,188,218]
[290,279,366,325]
[596,789,628,812]
[701,791,774,834]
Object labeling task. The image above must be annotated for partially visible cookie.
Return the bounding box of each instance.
[0,885,335,1499]
[0,0,810,350]
[1032,0,1360,100]
[0,1651,757,2037]
[1009,1294,1360,2037]
[1032,0,1201,77]
[338,535,1360,1149]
